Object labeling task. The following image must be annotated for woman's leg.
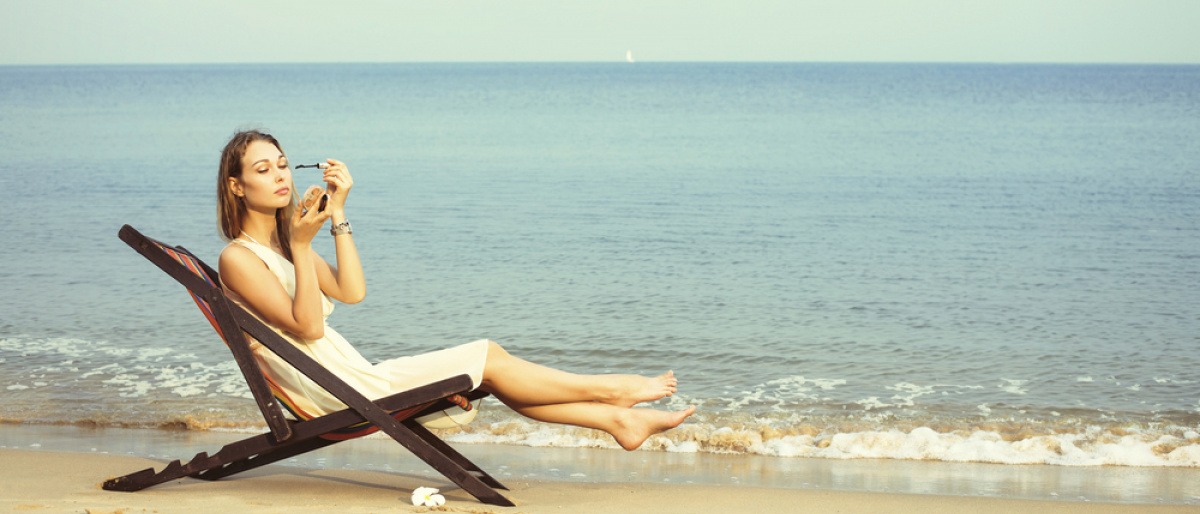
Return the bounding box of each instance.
[478,340,677,408]
[477,340,696,450]
[498,397,697,451]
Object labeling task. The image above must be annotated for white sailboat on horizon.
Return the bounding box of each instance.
[626,50,635,63]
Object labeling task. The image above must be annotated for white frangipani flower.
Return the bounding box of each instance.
[411,486,446,507]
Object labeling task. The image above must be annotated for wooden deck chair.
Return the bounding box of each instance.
[103,225,513,506]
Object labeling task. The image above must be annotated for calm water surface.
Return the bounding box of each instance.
[1,63,1198,468]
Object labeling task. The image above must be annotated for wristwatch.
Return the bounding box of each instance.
[330,220,352,236]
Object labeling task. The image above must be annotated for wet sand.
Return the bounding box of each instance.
[2,424,1198,512]
[4,448,1199,514]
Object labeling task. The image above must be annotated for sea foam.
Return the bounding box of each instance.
[5,334,1199,468]
[437,414,1200,468]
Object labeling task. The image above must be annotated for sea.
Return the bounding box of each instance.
[1,62,1198,502]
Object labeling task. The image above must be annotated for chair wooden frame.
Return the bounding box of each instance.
[103,225,512,506]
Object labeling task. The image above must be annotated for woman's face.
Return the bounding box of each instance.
[232,140,293,212]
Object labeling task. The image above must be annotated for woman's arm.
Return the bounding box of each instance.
[312,223,365,304]
[219,187,333,341]
[219,243,328,341]
[313,158,366,304]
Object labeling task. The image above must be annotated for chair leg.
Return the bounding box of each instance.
[193,434,339,481]
[402,419,509,490]
[104,423,513,505]
[199,424,512,505]
[376,420,515,506]
[103,443,256,491]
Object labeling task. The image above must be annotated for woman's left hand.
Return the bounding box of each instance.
[321,158,353,214]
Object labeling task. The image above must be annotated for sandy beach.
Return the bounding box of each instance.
[0,448,1194,514]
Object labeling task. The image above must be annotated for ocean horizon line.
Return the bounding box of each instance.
[4,60,1200,68]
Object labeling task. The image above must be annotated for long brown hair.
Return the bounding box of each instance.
[217,130,298,261]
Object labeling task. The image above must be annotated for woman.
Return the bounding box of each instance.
[216,130,694,450]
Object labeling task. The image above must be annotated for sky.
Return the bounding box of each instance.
[2,0,1198,65]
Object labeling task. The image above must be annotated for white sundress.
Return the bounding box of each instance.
[221,237,489,418]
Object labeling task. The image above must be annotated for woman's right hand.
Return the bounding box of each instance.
[290,185,332,248]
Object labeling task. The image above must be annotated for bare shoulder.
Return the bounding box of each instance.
[219,243,254,267]
[218,244,267,282]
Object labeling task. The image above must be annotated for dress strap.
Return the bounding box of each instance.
[239,232,265,247]
[227,236,284,272]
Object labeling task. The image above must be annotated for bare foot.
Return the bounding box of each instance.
[606,371,678,408]
[612,405,696,451]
